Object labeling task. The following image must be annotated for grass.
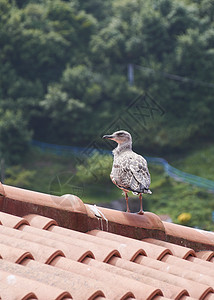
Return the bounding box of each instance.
[146,143,214,230]
[3,144,214,231]
[173,143,214,181]
[147,164,214,230]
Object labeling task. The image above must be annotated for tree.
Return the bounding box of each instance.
[0,109,32,164]
[0,0,214,155]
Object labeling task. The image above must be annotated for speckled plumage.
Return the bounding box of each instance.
[111,148,151,194]
[103,130,152,214]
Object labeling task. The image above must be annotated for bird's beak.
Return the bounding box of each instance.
[102,134,114,139]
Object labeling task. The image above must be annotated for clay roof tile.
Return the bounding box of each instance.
[0,267,72,300]
[0,181,5,196]
[0,211,29,229]
[203,293,214,300]
[161,253,214,278]
[2,184,87,214]
[108,256,214,299]
[1,182,214,299]
[186,255,214,269]
[23,214,58,229]
[0,243,33,263]
[144,238,196,259]
[152,297,172,300]
[196,251,214,261]
[88,230,172,260]
[19,224,119,262]
[194,229,214,245]
[0,280,37,300]
[2,258,106,300]
[0,225,94,263]
[134,253,214,288]
[86,205,165,232]
[83,257,189,300]
[163,221,213,247]
[21,259,134,300]
[0,230,64,264]
[178,297,197,300]
[47,224,146,261]
[49,256,163,300]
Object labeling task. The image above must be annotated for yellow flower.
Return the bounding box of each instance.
[177,212,192,224]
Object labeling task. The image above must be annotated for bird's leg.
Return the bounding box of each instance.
[138,193,144,215]
[125,192,130,213]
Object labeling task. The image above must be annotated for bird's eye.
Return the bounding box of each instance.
[117,132,124,136]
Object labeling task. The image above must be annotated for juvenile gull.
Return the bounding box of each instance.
[103,130,152,214]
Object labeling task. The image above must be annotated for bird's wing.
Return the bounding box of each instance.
[129,154,151,190]
[112,152,151,193]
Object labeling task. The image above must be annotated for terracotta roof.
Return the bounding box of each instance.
[0,182,214,299]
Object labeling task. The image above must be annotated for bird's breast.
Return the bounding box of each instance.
[113,164,120,168]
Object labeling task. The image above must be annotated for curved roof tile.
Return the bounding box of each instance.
[196,250,214,261]
[0,211,29,229]
[144,238,196,259]
[161,254,214,278]
[88,229,172,260]
[19,224,119,262]
[47,224,147,261]
[0,243,33,264]
[0,230,65,264]
[0,183,214,299]
[108,256,213,299]
[49,256,163,300]
[23,214,58,229]
[0,267,72,300]
[135,254,214,288]
[22,259,134,300]
[84,257,189,300]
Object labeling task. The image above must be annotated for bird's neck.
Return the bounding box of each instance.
[113,142,132,156]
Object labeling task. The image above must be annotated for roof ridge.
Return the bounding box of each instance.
[0,182,214,251]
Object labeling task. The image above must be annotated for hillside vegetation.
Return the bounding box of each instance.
[4,145,214,230]
[1,0,214,164]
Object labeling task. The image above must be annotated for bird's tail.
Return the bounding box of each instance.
[144,189,152,194]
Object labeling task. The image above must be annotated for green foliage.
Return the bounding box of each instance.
[1,0,214,161]
[76,153,113,184]
[4,165,35,188]
[6,148,214,230]
[0,109,32,164]
[174,144,214,181]
[148,164,214,230]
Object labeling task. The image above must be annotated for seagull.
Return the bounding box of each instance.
[103,130,152,214]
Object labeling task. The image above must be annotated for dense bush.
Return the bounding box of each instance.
[0,109,32,164]
[76,153,113,184]
[1,0,214,163]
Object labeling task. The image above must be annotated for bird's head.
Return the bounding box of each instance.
[102,130,132,144]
